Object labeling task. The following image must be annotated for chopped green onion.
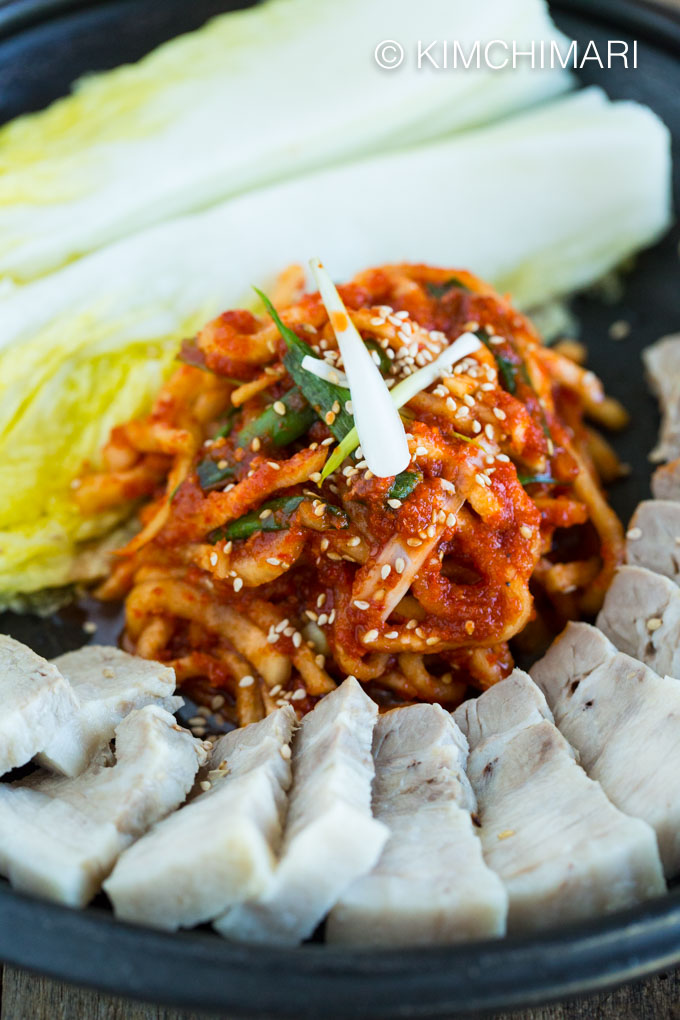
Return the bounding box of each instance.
[255,287,353,441]
[208,494,347,543]
[365,340,391,375]
[196,458,237,492]
[387,471,421,502]
[426,276,471,299]
[477,331,517,394]
[518,473,558,486]
[209,495,306,542]
[236,387,316,449]
[214,408,239,439]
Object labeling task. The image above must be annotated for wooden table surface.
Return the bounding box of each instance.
[2,962,680,1019]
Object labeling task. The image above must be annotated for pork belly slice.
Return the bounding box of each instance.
[215,677,388,945]
[456,669,664,931]
[454,667,553,744]
[104,706,295,930]
[652,460,680,503]
[0,634,82,777]
[51,645,182,769]
[644,333,680,462]
[597,564,680,679]
[532,622,680,876]
[625,501,680,584]
[326,704,507,946]
[0,706,204,907]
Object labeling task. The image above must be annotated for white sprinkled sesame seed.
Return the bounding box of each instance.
[233,577,243,593]
[626,527,642,541]
[200,781,212,792]
[354,600,370,610]
[446,513,457,527]
[387,498,402,509]
[291,689,306,701]
[292,632,302,648]
[493,407,507,420]
[280,744,292,760]
[386,631,399,639]
[395,557,406,574]
[363,629,379,643]
[260,508,272,520]
[239,675,255,688]
[647,617,662,632]
[317,613,328,626]
[484,424,495,441]
[472,421,481,434]
[266,557,281,566]
[520,525,533,539]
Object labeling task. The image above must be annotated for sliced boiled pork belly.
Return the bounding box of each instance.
[215,677,388,945]
[456,669,664,931]
[531,621,680,876]
[644,333,680,462]
[104,706,296,930]
[597,564,680,679]
[51,645,182,768]
[0,634,81,777]
[625,501,680,585]
[0,706,204,906]
[326,704,507,946]
[652,460,680,503]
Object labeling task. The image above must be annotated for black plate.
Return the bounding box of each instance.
[1,0,680,1016]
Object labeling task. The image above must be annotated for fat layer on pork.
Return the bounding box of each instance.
[104,706,295,930]
[326,704,507,945]
[0,706,204,906]
[215,677,388,945]
[531,622,680,875]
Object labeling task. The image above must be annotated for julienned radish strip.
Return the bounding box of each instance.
[309,258,409,479]
[321,332,482,481]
